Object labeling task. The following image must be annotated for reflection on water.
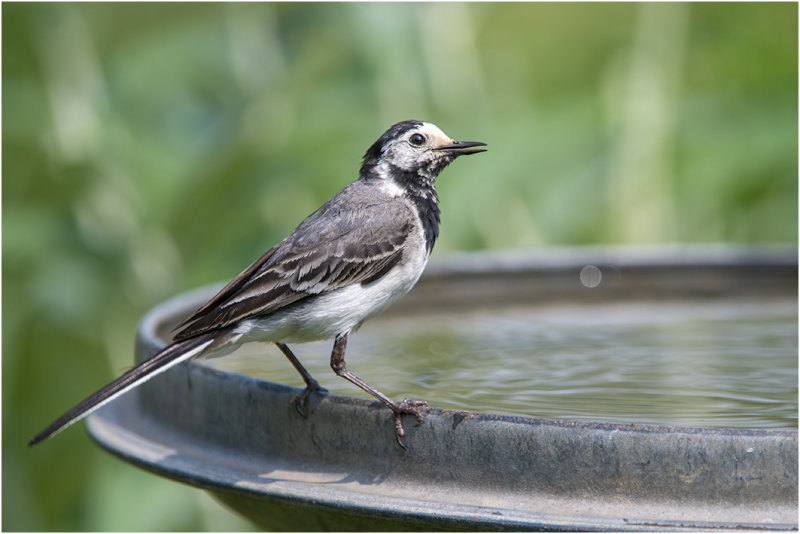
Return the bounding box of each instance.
[204,298,797,429]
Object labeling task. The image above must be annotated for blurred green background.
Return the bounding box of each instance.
[3,2,797,531]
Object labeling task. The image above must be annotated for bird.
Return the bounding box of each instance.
[29,120,486,449]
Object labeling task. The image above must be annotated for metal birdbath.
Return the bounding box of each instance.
[87,245,798,531]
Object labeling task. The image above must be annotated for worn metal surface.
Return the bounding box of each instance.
[87,247,798,531]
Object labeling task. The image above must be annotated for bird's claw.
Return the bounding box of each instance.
[392,398,429,449]
[292,380,328,417]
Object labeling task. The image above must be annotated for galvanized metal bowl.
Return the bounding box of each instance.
[87,246,798,530]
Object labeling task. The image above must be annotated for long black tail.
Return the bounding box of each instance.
[28,332,217,446]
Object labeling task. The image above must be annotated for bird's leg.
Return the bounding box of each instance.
[274,342,327,416]
[329,332,428,449]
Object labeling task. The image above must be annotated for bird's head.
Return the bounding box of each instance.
[360,120,486,186]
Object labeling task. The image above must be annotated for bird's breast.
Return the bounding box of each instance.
[294,238,429,340]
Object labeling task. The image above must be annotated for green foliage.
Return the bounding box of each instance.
[3,2,796,530]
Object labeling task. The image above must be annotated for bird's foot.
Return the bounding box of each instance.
[391,398,429,450]
[292,379,328,417]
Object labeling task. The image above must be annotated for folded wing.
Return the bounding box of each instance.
[172,189,412,340]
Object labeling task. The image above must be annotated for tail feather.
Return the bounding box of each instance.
[28,333,216,446]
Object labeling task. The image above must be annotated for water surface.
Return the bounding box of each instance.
[205,297,797,429]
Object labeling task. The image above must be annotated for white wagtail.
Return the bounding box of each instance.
[29,120,486,449]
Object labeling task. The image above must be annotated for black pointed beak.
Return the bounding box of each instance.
[435,140,487,156]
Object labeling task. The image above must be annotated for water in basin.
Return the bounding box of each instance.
[204,297,797,430]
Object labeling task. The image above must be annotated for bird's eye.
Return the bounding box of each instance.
[409,133,426,146]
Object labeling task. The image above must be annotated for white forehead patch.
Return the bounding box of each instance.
[415,122,452,146]
[382,122,454,171]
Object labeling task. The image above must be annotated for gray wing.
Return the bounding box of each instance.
[172,187,413,340]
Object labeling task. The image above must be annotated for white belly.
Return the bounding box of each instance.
[232,244,429,345]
